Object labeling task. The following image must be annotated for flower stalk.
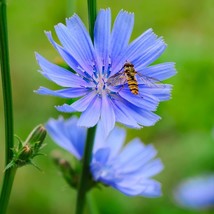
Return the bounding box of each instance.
[75,1,97,213]
[0,0,15,213]
[87,0,97,41]
[75,126,97,214]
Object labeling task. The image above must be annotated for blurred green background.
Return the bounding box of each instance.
[1,0,214,213]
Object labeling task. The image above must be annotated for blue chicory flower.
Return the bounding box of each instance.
[174,174,214,210]
[46,116,164,197]
[36,8,176,135]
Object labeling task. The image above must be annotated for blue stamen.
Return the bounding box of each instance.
[102,78,106,90]
[83,71,97,84]
[83,77,90,83]
[84,87,93,90]
[93,64,98,78]
[102,65,105,75]
[84,71,92,79]
[107,63,111,78]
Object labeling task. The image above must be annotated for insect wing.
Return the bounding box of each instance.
[107,72,127,86]
[136,72,164,88]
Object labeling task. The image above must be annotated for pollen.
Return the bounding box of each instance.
[95,75,108,94]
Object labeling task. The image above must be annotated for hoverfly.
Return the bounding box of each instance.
[107,62,161,95]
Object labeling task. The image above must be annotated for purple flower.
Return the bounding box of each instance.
[174,174,214,210]
[36,9,176,135]
[46,116,164,197]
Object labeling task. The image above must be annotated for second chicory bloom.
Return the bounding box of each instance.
[174,174,214,210]
[36,8,176,136]
[46,116,163,197]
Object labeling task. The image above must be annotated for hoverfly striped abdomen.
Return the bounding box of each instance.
[124,62,139,95]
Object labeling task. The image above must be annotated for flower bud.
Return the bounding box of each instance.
[16,144,33,166]
[5,125,47,170]
[52,152,79,189]
[25,125,47,153]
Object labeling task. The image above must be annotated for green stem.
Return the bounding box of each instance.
[0,0,15,213]
[0,168,17,213]
[75,1,97,213]
[75,126,96,214]
[87,0,97,41]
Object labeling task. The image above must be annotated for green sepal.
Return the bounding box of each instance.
[4,161,16,172]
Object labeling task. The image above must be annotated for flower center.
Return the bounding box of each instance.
[96,75,107,95]
[88,62,113,95]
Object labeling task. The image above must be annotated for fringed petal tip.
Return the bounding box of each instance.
[35,51,40,60]
[55,104,76,113]
[65,13,78,22]
[34,87,49,95]
[44,30,51,38]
